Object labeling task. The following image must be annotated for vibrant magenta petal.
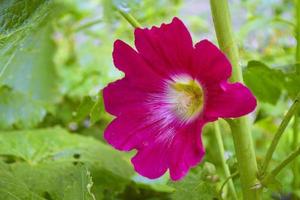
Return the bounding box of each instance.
[134,17,194,77]
[104,104,205,180]
[130,120,205,180]
[104,107,152,151]
[193,40,232,84]
[204,82,257,119]
[103,17,257,181]
[131,138,169,179]
[169,120,205,180]
[103,78,152,116]
[113,40,162,88]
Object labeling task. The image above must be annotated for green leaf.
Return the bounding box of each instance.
[0,0,53,76]
[0,2,63,128]
[263,175,282,192]
[0,0,51,35]
[0,24,59,129]
[90,95,103,125]
[0,160,96,200]
[133,174,174,193]
[294,189,300,198]
[0,128,134,199]
[0,24,59,103]
[73,93,110,125]
[53,26,118,98]
[0,161,44,200]
[0,128,134,177]
[73,96,96,122]
[244,61,285,104]
[169,163,218,200]
[284,72,300,99]
[0,86,46,129]
[5,162,96,200]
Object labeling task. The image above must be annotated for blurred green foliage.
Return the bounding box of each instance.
[0,0,299,199]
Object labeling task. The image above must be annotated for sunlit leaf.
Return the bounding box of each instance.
[0,128,134,199]
[14,163,95,200]
[0,1,63,129]
[0,161,44,200]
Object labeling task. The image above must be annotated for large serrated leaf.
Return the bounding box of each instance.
[0,161,95,200]
[0,128,134,178]
[11,163,95,200]
[0,128,134,199]
[0,161,44,200]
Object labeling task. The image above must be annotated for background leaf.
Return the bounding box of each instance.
[244,60,285,105]
[0,86,47,129]
[168,163,218,200]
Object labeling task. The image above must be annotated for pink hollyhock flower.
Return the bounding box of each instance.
[103,17,256,181]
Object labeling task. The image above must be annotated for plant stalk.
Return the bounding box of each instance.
[293,0,300,189]
[219,171,239,199]
[75,19,102,32]
[210,0,261,199]
[213,122,238,200]
[261,93,300,175]
[296,0,300,74]
[267,145,300,179]
[292,115,299,188]
[118,10,141,28]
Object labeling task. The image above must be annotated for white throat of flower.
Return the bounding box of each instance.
[166,75,204,122]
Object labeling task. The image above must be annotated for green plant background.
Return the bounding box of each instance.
[0,0,299,199]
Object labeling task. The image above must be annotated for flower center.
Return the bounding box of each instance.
[166,75,204,122]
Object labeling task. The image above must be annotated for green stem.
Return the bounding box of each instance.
[272,17,295,27]
[296,0,300,74]
[213,122,238,200]
[270,145,300,178]
[293,111,300,190]
[261,93,300,175]
[293,0,300,190]
[219,171,239,199]
[210,1,261,199]
[118,10,141,28]
[75,19,102,32]
[209,0,242,83]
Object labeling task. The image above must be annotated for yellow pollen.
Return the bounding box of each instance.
[167,77,204,121]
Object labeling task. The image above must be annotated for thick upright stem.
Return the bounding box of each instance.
[213,122,238,200]
[228,120,261,199]
[210,1,261,199]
